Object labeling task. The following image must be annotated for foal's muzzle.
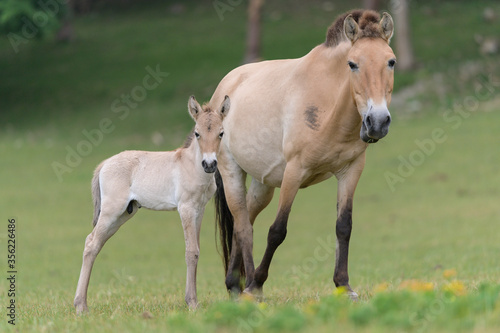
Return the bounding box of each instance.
[202,160,217,173]
[360,106,391,143]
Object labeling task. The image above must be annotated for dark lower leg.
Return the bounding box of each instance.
[250,206,290,290]
[333,200,353,289]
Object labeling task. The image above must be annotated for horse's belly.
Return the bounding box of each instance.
[233,148,286,187]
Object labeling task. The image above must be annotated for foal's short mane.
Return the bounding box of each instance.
[183,129,195,148]
[325,9,382,47]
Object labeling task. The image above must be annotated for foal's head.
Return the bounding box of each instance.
[188,95,230,173]
[343,11,396,143]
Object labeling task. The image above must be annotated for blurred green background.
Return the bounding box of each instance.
[1,0,499,331]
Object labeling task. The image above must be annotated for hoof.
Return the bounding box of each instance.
[75,304,89,315]
[242,285,264,302]
[186,300,199,310]
[346,290,359,302]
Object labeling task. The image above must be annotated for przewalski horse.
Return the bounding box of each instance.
[74,95,230,314]
[211,10,396,299]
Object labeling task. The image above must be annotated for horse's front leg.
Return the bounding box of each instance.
[179,204,203,309]
[247,161,303,294]
[333,154,365,301]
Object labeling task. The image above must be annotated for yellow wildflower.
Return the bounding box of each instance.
[374,282,390,293]
[399,279,435,292]
[443,280,467,296]
[443,269,457,279]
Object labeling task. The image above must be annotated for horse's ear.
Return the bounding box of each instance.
[344,14,359,43]
[188,95,201,121]
[380,12,394,43]
[218,95,230,119]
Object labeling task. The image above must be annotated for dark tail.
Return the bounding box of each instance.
[91,162,104,227]
[214,169,233,274]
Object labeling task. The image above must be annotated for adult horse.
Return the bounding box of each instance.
[211,10,396,299]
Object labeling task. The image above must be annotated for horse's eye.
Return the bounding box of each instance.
[348,61,358,71]
[388,59,396,69]
[195,132,200,139]
[219,132,224,139]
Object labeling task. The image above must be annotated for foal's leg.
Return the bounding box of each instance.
[247,162,303,293]
[74,201,137,314]
[179,203,204,309]
[333,155,365,301]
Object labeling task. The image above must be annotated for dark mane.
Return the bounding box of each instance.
[182,128,195,148]
[325,9,382,47]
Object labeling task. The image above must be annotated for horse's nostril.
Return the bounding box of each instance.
[365,115,372,128]
[202,161,207,169]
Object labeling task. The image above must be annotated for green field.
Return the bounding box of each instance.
[1,0,500,332]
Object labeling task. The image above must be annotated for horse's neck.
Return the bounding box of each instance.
[309,43,362,142]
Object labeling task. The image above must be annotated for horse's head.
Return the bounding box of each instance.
[344,11,396,143]
[188,95,230,173]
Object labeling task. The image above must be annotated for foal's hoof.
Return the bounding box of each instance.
[75,304,89,315]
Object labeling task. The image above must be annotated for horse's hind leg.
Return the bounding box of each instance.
[247,178,275,225]
[74,202,137,314]
[223,179,274,291]
[179,204,203,309]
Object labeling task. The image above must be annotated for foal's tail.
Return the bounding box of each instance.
[91,162,104,227]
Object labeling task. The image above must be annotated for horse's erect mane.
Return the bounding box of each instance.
[325,9,382,47]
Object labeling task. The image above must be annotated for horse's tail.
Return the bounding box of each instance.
[91,162,104,227]
[214,169,246,289]
[214,169,233,274]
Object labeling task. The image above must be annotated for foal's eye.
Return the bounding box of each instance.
[388,59,396,69]
[194,132,200,139]
[219,131,224,139]
[348,61,359,71]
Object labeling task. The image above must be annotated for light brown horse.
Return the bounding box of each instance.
[211,10,396,299]
[74,96,230,314]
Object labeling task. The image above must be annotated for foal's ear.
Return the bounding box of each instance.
[218,95,230,119]
[380,12,394,43]
[188,95,202,121]
[344,14,359,43]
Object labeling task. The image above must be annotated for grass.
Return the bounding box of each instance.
[1,0,500,332]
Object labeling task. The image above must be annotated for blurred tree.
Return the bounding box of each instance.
[243,0,264,64]
[363,0,380,10]
[0,0,67,51]
[391,0,415,71]
[0,0,66,37]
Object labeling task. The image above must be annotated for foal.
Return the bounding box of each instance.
[74,95,230,314]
